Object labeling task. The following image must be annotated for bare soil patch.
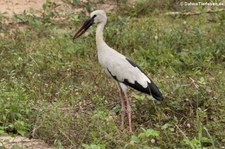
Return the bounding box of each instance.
[0,135,55,149]
[0,0,60,16]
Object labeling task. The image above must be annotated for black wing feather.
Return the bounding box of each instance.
[125,58,163,100]
[107,58,164,101]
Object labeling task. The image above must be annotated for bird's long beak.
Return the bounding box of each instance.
[73,16,96,40]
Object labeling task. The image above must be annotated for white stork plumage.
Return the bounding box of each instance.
[73,10,164,131]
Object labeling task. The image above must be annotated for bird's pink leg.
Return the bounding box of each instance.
[119,90,125,130]
[124,92,132,132]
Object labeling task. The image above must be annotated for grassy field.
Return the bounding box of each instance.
[0,0,225,148]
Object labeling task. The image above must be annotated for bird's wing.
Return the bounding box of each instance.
[106,56,150,88]
[106,55,163,100]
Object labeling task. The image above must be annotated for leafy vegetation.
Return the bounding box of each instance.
[0,0,224,148]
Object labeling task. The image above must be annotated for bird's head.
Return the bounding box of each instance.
[73,10,107,40]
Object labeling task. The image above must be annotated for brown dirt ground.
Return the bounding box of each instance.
[0,0,116,17]
[0,135,55,149]
[0,0,63,16]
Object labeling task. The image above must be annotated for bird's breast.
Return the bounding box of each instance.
[97,45,115,69]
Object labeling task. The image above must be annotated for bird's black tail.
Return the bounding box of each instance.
[148,81,164,101]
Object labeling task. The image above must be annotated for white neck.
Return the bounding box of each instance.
[96,22,107,48]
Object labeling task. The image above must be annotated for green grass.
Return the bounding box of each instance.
[0,0,225,148]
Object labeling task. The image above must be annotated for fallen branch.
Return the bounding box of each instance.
[166,9,225,16]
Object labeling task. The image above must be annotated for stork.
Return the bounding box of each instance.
[73,10,164,132]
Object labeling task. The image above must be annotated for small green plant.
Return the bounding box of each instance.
[82,143,106,149]
[127,128,160,148]
[0,79,34,136]
[178,108,215,149]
